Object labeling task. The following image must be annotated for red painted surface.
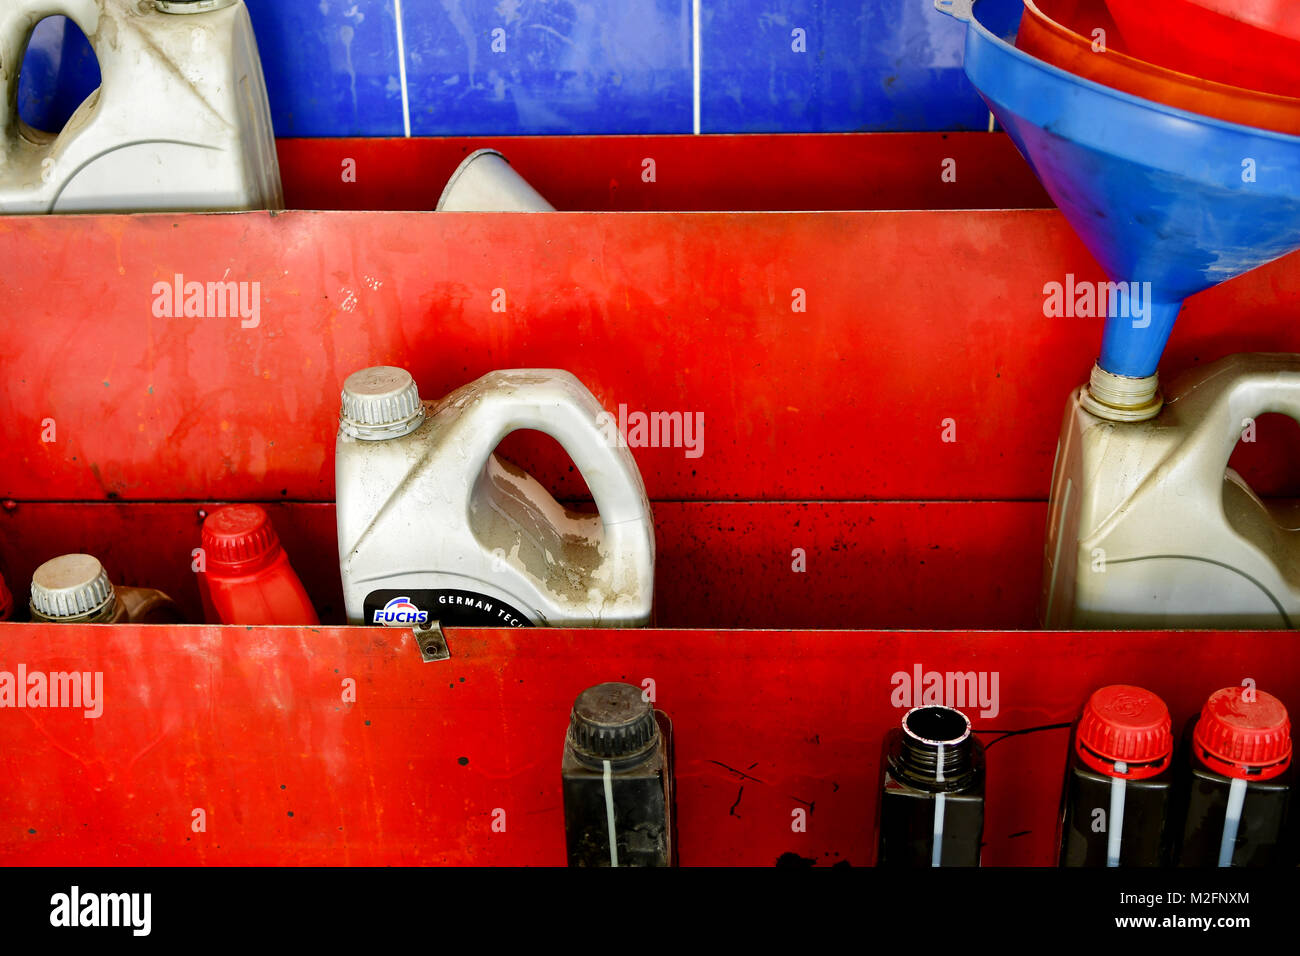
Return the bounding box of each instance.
[0,624,1294,866]
[1,152,1299,866]
[0,501,1048,630]
[3,210,1299,504]
[275,133,1053,212]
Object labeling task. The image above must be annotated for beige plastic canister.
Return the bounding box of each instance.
[1043,353,1300,628]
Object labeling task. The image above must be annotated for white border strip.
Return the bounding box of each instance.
[692,0,701,134]
[394,0,412,137]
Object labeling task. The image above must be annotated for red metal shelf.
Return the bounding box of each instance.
[0,500,1047,630]
[4,208,1298,505]
[275,133,1053,212]
[2,135,1299,866]
[0,623,1295,867]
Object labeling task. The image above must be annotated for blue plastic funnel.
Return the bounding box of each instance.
[937,0,1300,417]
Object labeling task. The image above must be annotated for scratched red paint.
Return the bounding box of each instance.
[1,625,1296,866]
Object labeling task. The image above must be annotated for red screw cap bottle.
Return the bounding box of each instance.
[1192,687,1292,781]
[1060,685,1176,867]
[1175,687,1294,867]
[199,505,319,626]
[1076,684,1174,779]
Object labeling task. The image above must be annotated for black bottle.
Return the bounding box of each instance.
[1174,686,1293,867]
[1058,684,1175,867]
[561,682,674,867]
[878,705,985,867]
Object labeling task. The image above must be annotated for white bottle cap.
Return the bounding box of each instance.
[340,366,426,440]
[30,554,116,620]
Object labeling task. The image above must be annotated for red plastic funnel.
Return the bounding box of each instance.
[1019,0,1300,135]
[1104,0,1300,98]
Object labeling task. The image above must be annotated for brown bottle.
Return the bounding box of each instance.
[561,682,674,867]
[878,705,986,867]
[29,554,183,624]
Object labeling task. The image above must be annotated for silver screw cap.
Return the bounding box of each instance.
[30,554,115,620]
[340,366,425,440]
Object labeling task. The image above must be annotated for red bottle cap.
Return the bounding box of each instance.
[1075,684,1173,779]
[0,570,11,621]
[1193,687,1292,781]
[201,505,283,575]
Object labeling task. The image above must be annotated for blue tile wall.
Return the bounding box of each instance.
[18,16,99,134]
[400,0,693,135]
[18,1,988,136]
[701,0,988,132]
[249,0,406,136]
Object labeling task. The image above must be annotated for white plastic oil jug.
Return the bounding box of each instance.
[1042,353,1300,629]
[0,0,281,213]
[336,367,655,628]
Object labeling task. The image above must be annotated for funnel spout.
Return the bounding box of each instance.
[1098,299,1183,380]
[950,0,1300,400]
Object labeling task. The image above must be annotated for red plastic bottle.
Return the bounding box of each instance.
[1058,685,1176,866]
[199,505,319,625]
[1174,687,1294,866]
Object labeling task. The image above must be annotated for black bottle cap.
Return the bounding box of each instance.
[567,682,659,767]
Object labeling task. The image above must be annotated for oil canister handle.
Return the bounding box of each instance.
[933,0,974,23]
[0,1,102,142]
[1179,354,1300,504]
[456,371,654,581]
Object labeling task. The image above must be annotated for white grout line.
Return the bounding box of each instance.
[692,0,701,134]
[394,0,412,137]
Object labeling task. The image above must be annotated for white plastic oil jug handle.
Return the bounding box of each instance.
[459,370,653,560]
[0,1,102,140]
[1181,353,1300,497]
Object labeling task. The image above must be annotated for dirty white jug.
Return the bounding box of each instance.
[1042,353,1300,629]
[0,0,282,212]
[336,367,655,628]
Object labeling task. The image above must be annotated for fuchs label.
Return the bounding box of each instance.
[363,589,535,628]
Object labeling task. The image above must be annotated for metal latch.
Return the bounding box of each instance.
[413,620,450,662]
